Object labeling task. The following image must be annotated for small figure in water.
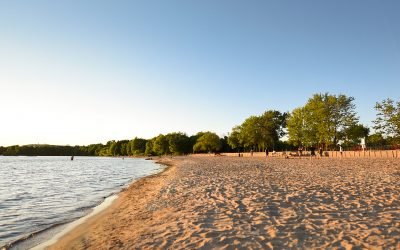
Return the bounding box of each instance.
[71,155,74,161]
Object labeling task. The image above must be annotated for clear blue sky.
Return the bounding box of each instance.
[1,1,399,146]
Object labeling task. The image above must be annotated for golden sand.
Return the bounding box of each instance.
[49,156,400,249]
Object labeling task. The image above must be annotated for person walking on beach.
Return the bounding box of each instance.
[250,149,254,156]
[298,146,303,157]
[319,147,323,158]
[339,145,343,156]
[310,146,316,158]
[265,148,269,157]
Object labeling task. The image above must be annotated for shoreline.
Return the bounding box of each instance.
[2,158,167,250]
[40,158,174,249]
[30,195,119,250]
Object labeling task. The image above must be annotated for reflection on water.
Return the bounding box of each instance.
[0,156,161,247]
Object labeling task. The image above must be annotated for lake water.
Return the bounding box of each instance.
[0,156,162,248]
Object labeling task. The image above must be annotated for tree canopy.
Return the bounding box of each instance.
[193,132,221,153]
[287,93,358,149]
[374,98,400,142]
[228,110,287,151]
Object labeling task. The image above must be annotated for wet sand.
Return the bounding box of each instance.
[49,156,400,249]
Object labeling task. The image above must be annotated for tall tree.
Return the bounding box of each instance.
[129,137,148,155]
[303,93,358,148]
[373,98,400,141]
[344,124,369,145]
[167,132,191,155]
[227,126,242,150]
[240,116,262,150]
[228,110,287,151]
[193,132,221,153]
[287,107,310,146]
[258,110,287,150]
[152,134,170,155]
[145,138,155,156]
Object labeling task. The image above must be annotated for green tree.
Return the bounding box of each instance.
[3,145,20,156]
[373,98,400,141]
[258,110,287,150]
[152,134,170,155]
[193,132,221,153]
[287,107,310,146]
[240,116,262,150]
[118,140,129,156]
[227,126,242,150]
[228,110,287,151]
[145,138,155,156]
[344,124,369,145]
[166,132,191,155]
[129,137,148,155]
[303,93,358,149]
[367,133,386,148]
[219,136,233,152]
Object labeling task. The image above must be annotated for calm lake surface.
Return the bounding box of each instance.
[0,156,162,247]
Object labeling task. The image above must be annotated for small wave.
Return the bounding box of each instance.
[1,220,71,250]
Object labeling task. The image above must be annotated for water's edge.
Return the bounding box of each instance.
[1,159,164,250]
[31,195,119,250]
[3,193,119,250]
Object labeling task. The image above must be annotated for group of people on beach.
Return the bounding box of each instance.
[239,145,344,159]
[298,146,324,158]
[307,146,323,158]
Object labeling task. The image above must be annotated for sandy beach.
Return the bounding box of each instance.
[48,156,400,249]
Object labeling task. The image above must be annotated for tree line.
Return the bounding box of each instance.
[227,93,399,151]
[0,132,232,156]
[1,93,399,156]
